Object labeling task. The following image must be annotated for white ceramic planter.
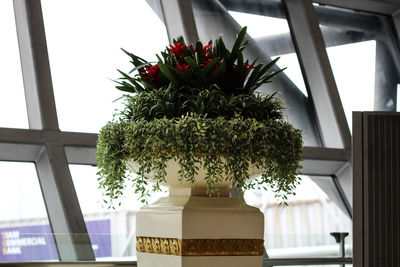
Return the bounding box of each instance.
[127,159,265,267]
[125,158,263,189]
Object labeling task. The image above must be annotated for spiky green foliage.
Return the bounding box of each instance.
[114,27,285,121]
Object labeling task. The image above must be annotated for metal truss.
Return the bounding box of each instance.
[2,0,400,262]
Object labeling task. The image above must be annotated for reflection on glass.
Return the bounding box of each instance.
[0,162,58,261]
[272,54,307,96]
[0,0,29,129]
[315,4,400,127]
[69,164,167,260]
[326,41,376,127]
[41,0,169,133]
[245,176,352,258]
[228,9,307,96]
[228,10,289,37]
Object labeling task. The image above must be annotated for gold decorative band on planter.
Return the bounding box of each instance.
[136,236,264,256]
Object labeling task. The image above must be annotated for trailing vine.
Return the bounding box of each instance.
[97,115,302,205]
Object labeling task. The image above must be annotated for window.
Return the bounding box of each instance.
[0,162,58,261]
[41,0,169,133]
[245,176,352,258]
[69,164,167,260]
[315,4,400,127]
[0,0,28,129]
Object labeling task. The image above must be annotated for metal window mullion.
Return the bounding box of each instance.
[13,0,95,261]
[35,144,95,260]
[313,0,400,15]
[159,0,199,44]
[392,10,400,38]
[0,127,351,174]
[332,174,353,218]
[283,0,351,149]
[13,0,58,130]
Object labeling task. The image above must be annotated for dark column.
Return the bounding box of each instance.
[353,112,400,266]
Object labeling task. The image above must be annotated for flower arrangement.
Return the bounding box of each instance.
[97,27,303,205]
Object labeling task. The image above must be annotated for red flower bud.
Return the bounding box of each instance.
[177,64,190,72]
[140,64,161,86]
[169,42,189,64]
[202,44,213,59]
[243,63,255,70]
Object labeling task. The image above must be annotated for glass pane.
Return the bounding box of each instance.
[245,176,352,258]
[229,11,307,96]
[69,164,167,260]
[192,0,321,146]
[0,0,29,129]
[0,162,58,262]
[41,0,169,133]
[315,4,400,127]
[326,41,376,128]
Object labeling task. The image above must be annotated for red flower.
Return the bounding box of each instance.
[169,42,188,64]
[243,62,255,70]
[202,44,213,59]
[200,58,223,71]
[177,64,190,72]
[200,58,212,68]
[232,63,255,72]
[140,64,161,86]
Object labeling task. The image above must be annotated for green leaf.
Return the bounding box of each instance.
[260,57,280,75]
[195,41,203,63]
[129,62,157,74]
[121,48,147,66]
[158,62,177,83]
[230,26,247,58]
[184,56,201,71]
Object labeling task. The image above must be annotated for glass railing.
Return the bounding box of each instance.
[265,233,353,258]
[0,233,352,264]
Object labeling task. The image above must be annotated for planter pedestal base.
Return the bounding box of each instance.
[137,253,263,267]
[135,188,264,267]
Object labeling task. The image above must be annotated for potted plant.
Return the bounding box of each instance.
[97,27,302,203]
[96,27,302,266]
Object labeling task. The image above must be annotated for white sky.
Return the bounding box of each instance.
[0,0,28,129]
[0,0,378,233]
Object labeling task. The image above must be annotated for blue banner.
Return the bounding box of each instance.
[0,219,111,261]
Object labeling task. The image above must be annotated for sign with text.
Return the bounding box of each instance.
[0,224,57,261]
[0,219,111,261]
[87,219,111,258]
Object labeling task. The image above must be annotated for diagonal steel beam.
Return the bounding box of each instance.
[314,0,400,15]
[13,0,58,130]
[220,0,382,32]
[35,144,95,260]
[283,0,351,149]
[159,0,199,44]
[255,29,370,57]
